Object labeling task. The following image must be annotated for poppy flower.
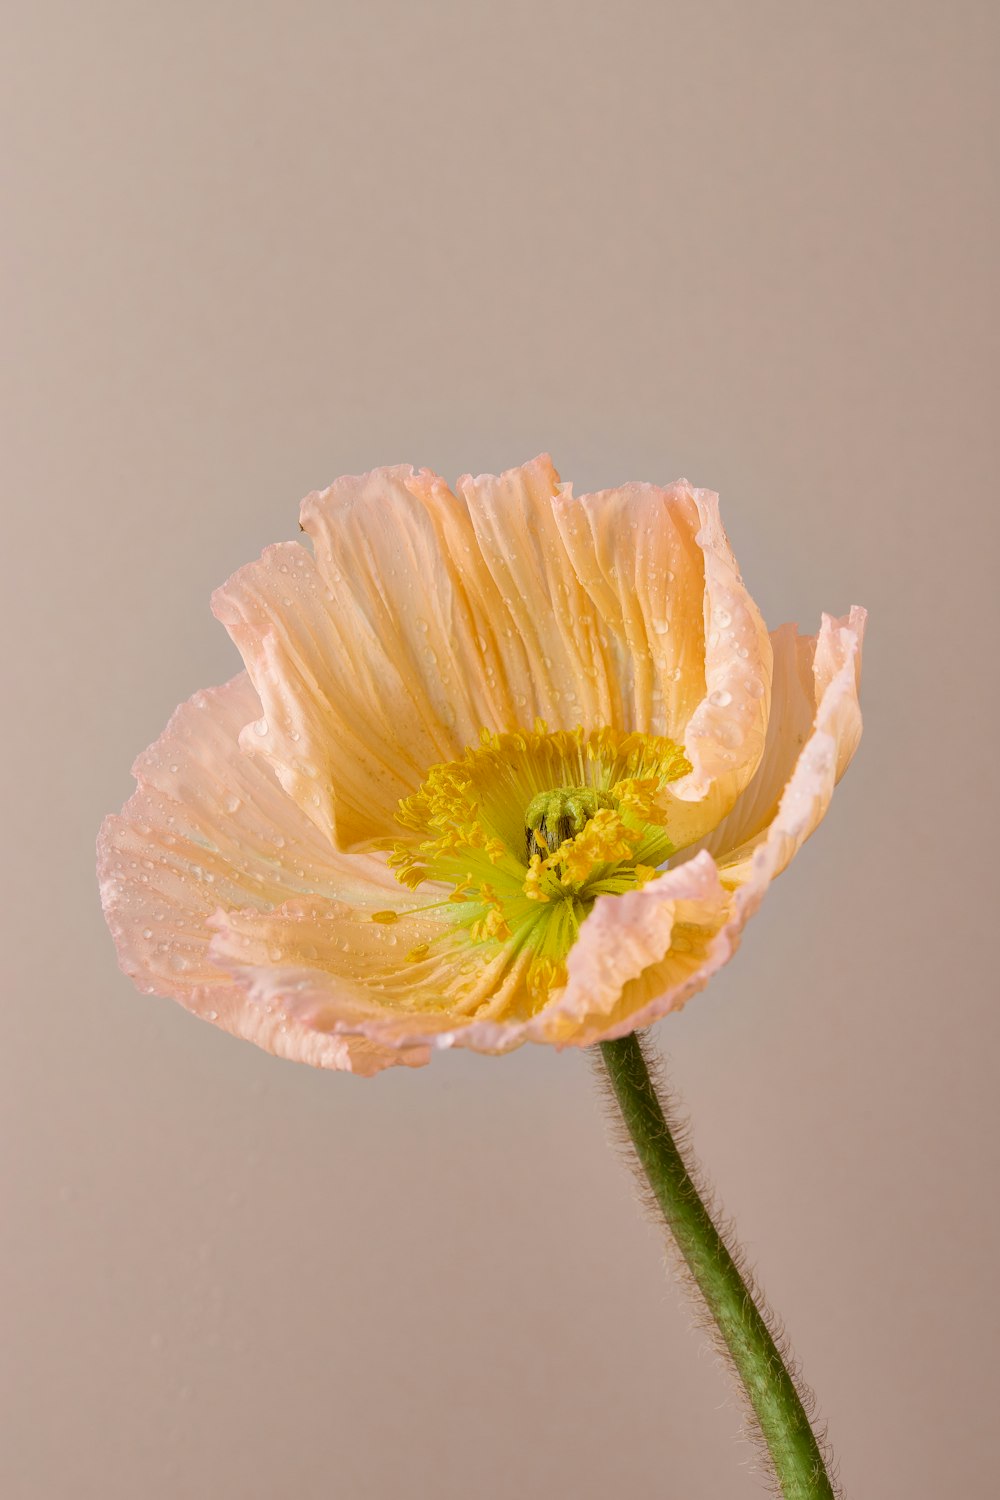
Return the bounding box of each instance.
[98,456,864,1075]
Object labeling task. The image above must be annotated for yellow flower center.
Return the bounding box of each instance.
[387,722,691,998]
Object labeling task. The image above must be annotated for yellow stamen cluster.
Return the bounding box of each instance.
[384,721,691,1003]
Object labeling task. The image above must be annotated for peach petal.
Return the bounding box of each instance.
[212,542,439,848]
[210,461,768,855]
[666,489,773,813]
[211,858,730,1061]
[551,479,708,735]
[207,897,450,999]
[543,608,866,1046]
[230,608,862,1061]
[533,852,730,1043]
[399,465,544,730]
[554,481,772,846]
[693,621,821,862]
[453,455,621,728]
[206,898,536,1050]
[300,464,517,773]
[98,673,415,1072]
[710,607,865,884]
[213,457,625,850]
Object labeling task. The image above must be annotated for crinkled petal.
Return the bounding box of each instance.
[210,457,623,849]
[691,620,821,862]
[554,481,772,847]
[708,607,865,882]
[453,455,623,727]
[301,465,539,816]
[667,489,773,820]
[230,608,862,1060]
[305,460,610,745]
[552,480,708,734]
[537,607,866,1046]
[210,460,769,855]
[214,855,730,1059]
[207,897,537,1052]
[211,541,443,848]
[98,673,421,1073]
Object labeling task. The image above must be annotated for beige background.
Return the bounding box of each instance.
[3,3,998,1496]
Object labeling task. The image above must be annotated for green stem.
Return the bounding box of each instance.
[598,1031,837,1499]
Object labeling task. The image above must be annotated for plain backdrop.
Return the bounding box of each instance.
[2,3,998,1497]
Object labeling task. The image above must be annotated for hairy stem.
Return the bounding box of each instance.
[598,1031,838,1499]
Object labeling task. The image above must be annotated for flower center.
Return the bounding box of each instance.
[524,786,616,860]
[387,722,691,1000]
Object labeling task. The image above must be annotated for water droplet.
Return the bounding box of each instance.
[709,688,733,708]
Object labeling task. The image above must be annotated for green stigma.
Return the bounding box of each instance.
[524,785,616,860]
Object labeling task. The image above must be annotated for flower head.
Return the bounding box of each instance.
[98,456,864,1075]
